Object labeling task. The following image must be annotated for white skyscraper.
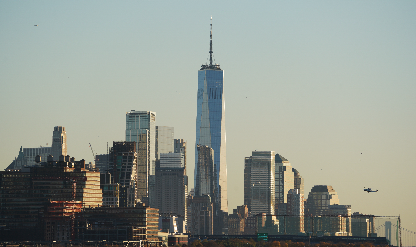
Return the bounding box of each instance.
[156,126,174,159]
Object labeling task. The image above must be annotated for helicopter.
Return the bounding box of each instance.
[364,187,378,193]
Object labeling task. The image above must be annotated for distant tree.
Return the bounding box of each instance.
[191,239,203,247]
[268,241,280,247]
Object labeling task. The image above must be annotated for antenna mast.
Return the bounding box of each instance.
[201,16,220,70]
[209,16,213,66]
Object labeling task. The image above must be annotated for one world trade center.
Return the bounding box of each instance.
[195,17,228,222]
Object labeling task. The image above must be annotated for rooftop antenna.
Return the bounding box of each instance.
[209,16,213,66]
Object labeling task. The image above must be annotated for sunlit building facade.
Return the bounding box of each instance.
[275,153,294,206]
[156,126,174,159]
[51,126,67,161]
[8,126,67,169]
[126,110,156,175]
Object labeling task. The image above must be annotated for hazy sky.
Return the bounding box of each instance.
[1,0,415,236]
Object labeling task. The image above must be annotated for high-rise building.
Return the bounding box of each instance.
[286,189,305,234]
[305,185,340,216]
[195,18,227,215]
[51,126,67,160]
[8,126,68,169]
[155,153,187,219]
[188,195,213,235]
[0,157,102,241]
[244,151,275,215]
[293,168,304,196]
[195,145,214,197]
[110,141,138,206]
[95,154,109,173]
[156,126,174,159]
[126,111,156,204]
[159,153,184,168]
[174,139,187,173]
[126,110,156,175]
[275,153,294,205]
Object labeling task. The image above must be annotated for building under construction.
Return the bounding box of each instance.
[43,200,83,241]
[0,155,102,241]
[74,204,160,244]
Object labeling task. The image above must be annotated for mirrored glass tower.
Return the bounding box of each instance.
[195,17,228,214]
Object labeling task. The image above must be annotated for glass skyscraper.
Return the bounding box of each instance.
[125,110,156,175]
[126,110,156,202]
[244,151,276,215]
[195,18,228,214]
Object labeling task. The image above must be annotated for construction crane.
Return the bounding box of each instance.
[89,143,96,162]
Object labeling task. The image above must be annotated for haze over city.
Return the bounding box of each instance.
[1,0,415,235]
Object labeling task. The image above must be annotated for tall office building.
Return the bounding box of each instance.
[156,126,174,159]
[275,153,294,205]
[195,145,214,197]
[174,139,187,173]
[126,110,156,175]
[292,168,304,196]
[155,153,187,220]
[126,111,155,203]
[110,142,138,207]
[95,154,109,173]
[305,185,340,216]
[195,17,227,215]
[188,195,213,235]
[51,126,67,160]
[275,154,294,216]
[286,189,305,234]
[244,151,275,215]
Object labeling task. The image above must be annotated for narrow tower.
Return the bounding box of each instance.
[51,126,67,160]
[195,17,228,233]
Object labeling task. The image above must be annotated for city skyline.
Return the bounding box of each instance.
[0,0,415,235]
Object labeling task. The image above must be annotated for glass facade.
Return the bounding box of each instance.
[195,68,227,212]
[275,154,294,205]
[126,111,156,175]
[244,151,276,215]
[305,185,340,216]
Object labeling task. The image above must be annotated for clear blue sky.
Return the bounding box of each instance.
[1,0,415,236]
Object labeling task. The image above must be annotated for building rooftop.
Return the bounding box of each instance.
[275,153,288,163]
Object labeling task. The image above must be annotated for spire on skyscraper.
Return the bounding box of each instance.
[209,16,213,66]
[202,16,220,70]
